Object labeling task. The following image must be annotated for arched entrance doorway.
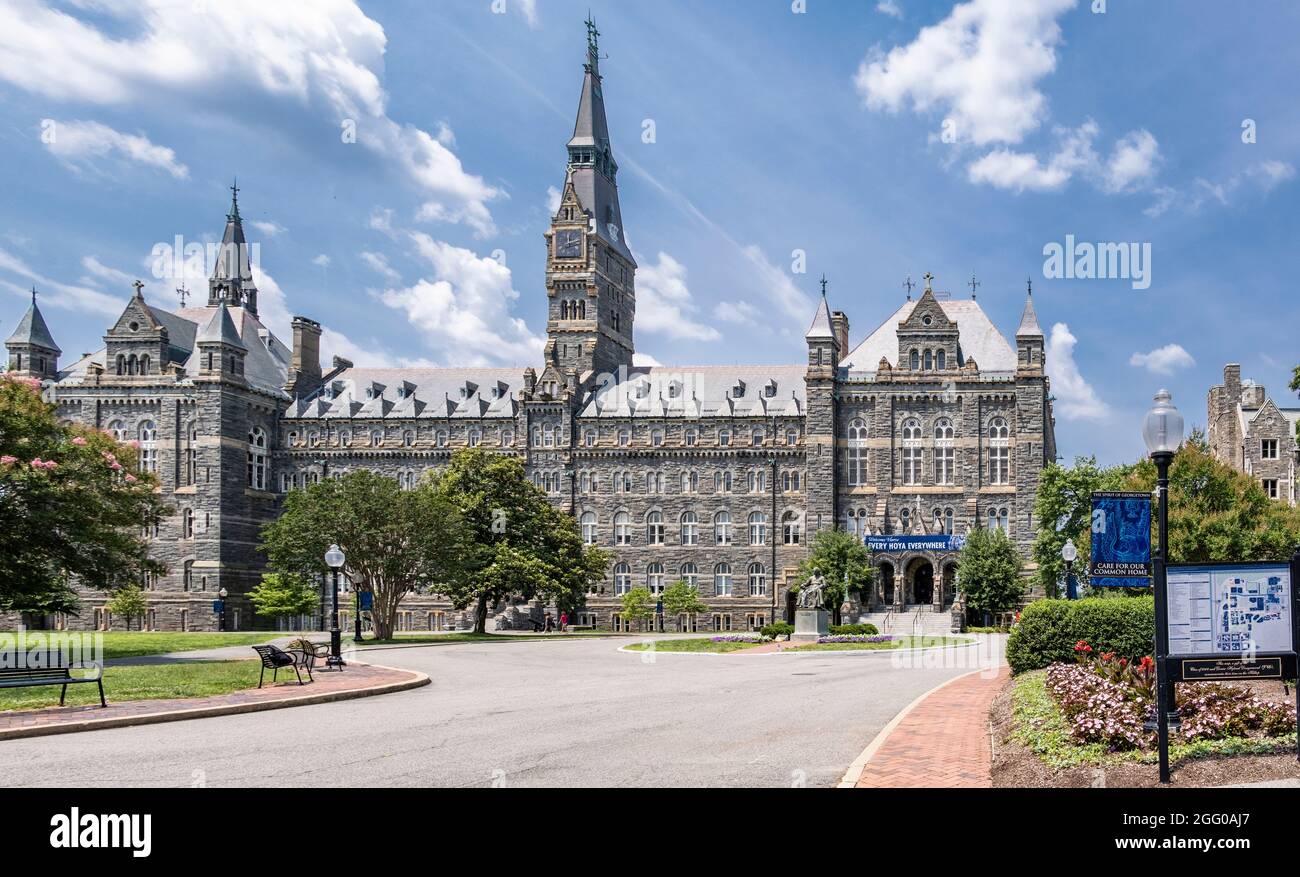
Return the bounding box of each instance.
[908,559,934,606]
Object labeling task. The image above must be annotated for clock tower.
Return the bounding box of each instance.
[544,18,636,382]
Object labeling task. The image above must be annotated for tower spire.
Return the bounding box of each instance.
[208,182,259,315]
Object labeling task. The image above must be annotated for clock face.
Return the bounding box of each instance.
[555,229,582,260]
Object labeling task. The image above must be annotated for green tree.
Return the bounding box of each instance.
[661,579,708,627]
[105,583,148,631]
[619,586,655,631]
[957,526,1024,621]
[428,449,609,633]
[0,373,169,618]
[793,528,874,616]
[247,572,317,623]
[261,469,470,640]
[1031,456,1133,597]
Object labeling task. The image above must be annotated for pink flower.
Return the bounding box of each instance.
[29,458,58,470]
[101,451,117,463]
[0,455,16,466]
[71,436,88,446]
[124,474,138,483]
[127,440,140,449]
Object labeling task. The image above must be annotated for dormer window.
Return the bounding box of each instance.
[668,381,681,399]
[764,381,777,398]
[636,382,650,399]
[733,381,746,398]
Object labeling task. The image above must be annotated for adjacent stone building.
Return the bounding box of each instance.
[4,24,1056,632]
[1207,363,1299,505]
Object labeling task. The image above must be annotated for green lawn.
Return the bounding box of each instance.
[787,635,971,652]
[0,631,280,660]
[358,631,615,646]
[623,638,764,653]
[1010,669,1298,768]
[0,660,266,711]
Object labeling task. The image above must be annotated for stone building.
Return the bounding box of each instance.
[1207,363,1299,505]
[4,24,1056,633]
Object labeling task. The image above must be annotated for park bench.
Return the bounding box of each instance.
[0,659,106,708]
[252,644,314,688]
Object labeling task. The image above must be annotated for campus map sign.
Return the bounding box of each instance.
[1089,491,1152,587]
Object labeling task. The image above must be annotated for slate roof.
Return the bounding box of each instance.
[805,295,834,340]
[6,299,61,354]
[578,365,806,419]
[285,367,527,421]
[841,299,1018,375]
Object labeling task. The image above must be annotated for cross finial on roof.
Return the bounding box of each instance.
[923,272,934,293]
[176,283,190,307]
[132,279,145,297]
[1026,276,1033,296]
[30,285,37,305]
[968,273,980,299]
[228,178,241,221]
[819,274,828,297]
[903,275,915,300]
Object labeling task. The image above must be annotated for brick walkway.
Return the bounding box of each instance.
[854,666,1009,788]
[0,661,427,740]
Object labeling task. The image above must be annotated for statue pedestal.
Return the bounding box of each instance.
[791,609,830,642]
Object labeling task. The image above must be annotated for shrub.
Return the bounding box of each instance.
[829,623,879,636]
[1006,596,1154,674]
[761,622,794,640]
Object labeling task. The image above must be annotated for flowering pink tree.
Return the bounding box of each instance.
[0,374,170,617]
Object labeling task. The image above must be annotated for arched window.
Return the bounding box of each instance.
[716,470,733,493]
[987,417,1010,484]
[680,562,698,589]
[107,419,126,441]
[748,562,767,597]
[580,511,598,545]
[909,349,919,370]
[246,427,267,489]
[646,510,665,545]
[647,471,663,494]
[714,510,732,545]
[681,470,699,493]
[651,428,664,447]
[139,354,150,375]
[647,562,665,594]
[847,417,869,486]
[714,562,733,597]
[370,430,382,448]
[936,349,946,370]
[782,511,802,545]
[684,427,698,446]
[934,417,955,485]
[785,427,799,446]
[182,507,194,539]
[137,420,157,473]
[748,511,767,545]
[923,349,933,370]
[614,512,631,545]
[680,510,698,546]
[613,562,632,595]
[900,507,912,532]
[901,417,922,485]
[183,422,198,486]
[543,423,555,447]
[402,430,415,447]
[467,428,481,447]
[934,507,955,535]
[751,427,765,447]
[183,560,194,592]
[116,354,125,375]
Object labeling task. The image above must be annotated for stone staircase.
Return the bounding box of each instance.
[857,606,957,637]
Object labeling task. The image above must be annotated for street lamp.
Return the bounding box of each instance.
[216,587,228,632]
[1141,388,1184,784]
[324,543,347,669]
[1061,539,1078,600]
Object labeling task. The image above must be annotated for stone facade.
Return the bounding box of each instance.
[4,26,1057,633]
[1207,363,1299,505]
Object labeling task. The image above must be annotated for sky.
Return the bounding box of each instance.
[0,0,1297,467]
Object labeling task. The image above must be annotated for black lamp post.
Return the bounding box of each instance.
[1141,388,1184,784]
[325,543,346,669]
[768,437,778,627]
[216,587,228,632]
[1061,539,1078,600]
[353,589,364,643]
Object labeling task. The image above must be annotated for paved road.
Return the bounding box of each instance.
[0,636,999,788]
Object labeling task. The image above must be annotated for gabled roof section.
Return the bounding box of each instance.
[805,294,834,340]
[6,294,60,353]
[842,299,1017,374]
[196,305,246,350]
[1016,292,1043,337]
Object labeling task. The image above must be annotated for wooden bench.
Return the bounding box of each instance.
[0,662,106,707]
[252,645,313,688]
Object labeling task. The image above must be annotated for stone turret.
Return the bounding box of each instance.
[6,288,60,380]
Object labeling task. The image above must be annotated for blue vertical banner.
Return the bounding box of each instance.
[1089,491,1152,588]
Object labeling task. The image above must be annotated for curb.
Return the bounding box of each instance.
[0,660,430,742]
[836,666,991,788]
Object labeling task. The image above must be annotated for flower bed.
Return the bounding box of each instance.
[815,634,894,644]
[1043,642,1296,752]
[711,634,765,643]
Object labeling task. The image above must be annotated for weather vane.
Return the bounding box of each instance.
[176,283,190,307]
[903,275,915,300]
[819,274,828,297]
[968,273,980,298]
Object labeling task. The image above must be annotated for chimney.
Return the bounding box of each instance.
[830,311,850,364]
[286,316,322,397]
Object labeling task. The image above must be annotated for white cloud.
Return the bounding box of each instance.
[517,0,539,28]
[251,220,287,237]
[633,352,663,367]
[434,121,456,148]
[1129,344,1195,375]
[633,252,721,343]
[80,255,137,290]
[545,186,562,215]
[741,245,815,324]
[0,246,125,317]
[1144,160,1296,216]
[368,207,396,235]
[876,1,903,19]
[311,254,331,268]
[968,119,1160,194]
[1045,322,1109,421]
[359,250,401,282]
[713,299,761,327]
[0,1,500,236]
[42,119,188,179]
[379,232,544,365]
[856,0,1077,147]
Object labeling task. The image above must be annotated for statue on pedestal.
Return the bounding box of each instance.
[798,570,826,610]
